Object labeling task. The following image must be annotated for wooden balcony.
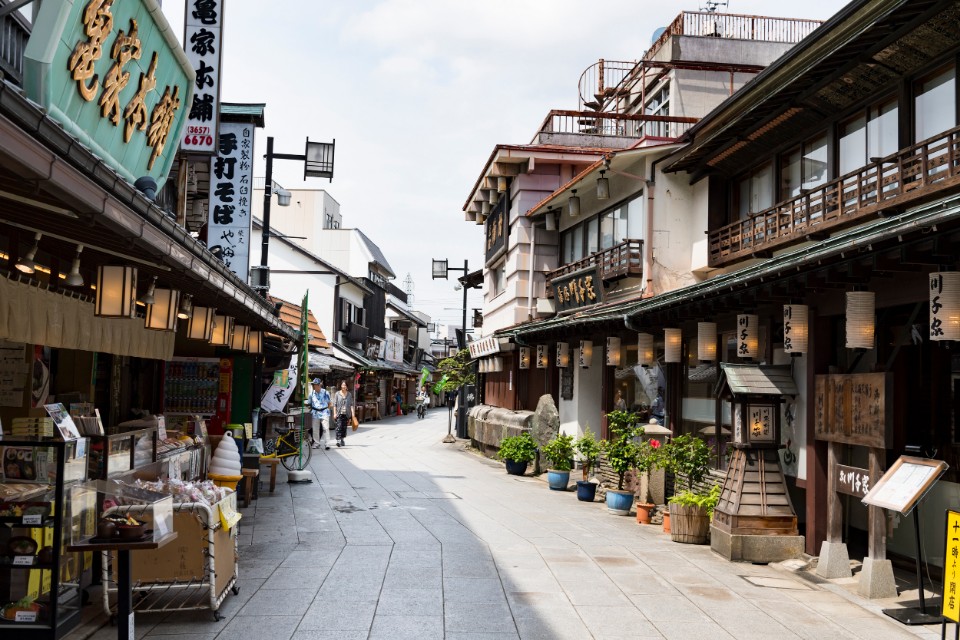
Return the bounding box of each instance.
[708,125,960,268]
[546,239,643,298]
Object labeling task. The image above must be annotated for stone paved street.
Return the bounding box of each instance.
[82,409,942,640]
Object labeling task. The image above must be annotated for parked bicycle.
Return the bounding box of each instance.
[261,424,312,470]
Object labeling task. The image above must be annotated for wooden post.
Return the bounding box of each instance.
[868,446,885,559]
[826,441,842,543]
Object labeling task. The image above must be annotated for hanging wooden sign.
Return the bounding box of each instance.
[813,372,892,448]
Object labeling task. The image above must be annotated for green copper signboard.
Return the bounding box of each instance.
[23,0,195,187]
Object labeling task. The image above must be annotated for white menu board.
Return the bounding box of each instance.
[862,456,948,515]
[0,341,27,407]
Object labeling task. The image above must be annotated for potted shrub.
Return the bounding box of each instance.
[660,434,714,543]
[542,433,575,491]
[634,437,663,524]
[497,432,537,476]
[573,430,601,502]
[600,410,644,515]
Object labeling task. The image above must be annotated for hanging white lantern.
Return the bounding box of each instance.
[230,324,251,351]
[556,342,570,368]
[494,357,504,372]
[209,314,235,346]
[536,345,548,368]
[247,330,263,354]
[930,273,960,341]
[144,289,181,332]
[737,314,759,359]
[518,346,530,369]
[783,304,809,354]
[95,265,137,318]
[606,337,621,366]
[187,306,216,341]
[846,291,875,349]
[664,329,681,363]
[479,359,487,373]
[697,322,717,362]
[637,333,654,367]
[579,340,593,368]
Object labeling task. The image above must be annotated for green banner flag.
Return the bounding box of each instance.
[419,367,430,389]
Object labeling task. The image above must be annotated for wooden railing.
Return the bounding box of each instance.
[546,239,643,297]
[533,110,698,145]
[708,126,960,267]
[0,9,30,85]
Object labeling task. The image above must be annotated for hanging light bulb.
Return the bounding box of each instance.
[15,232,42,274]
[596,170,610,200]
[138,275,157,306]
[568,189,580,217]
[177,293,193,320]
[64,245,84,287]
[545,206,558,232]
[637,333,654,367]
[697,322,717,362]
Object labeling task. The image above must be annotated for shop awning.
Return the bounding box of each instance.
[309,350,353,374]
[331,342,383,369]
[716,364,798,398]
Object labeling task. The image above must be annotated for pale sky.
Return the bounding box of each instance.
[161,0,849,332]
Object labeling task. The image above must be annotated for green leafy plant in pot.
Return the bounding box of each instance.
[660,433,715,543]
[573,429,602,502]
[542,433,575,491]
[600,410,645,515]
[497,432,537,476]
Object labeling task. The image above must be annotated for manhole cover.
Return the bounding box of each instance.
[741,575,812,590]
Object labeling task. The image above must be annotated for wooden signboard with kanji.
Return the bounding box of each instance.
[814,372,892,448]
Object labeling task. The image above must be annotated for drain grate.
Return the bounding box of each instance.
[394,491,461,500]
[741,575,813,590]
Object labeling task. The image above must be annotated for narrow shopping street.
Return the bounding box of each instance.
[73,409,934,640]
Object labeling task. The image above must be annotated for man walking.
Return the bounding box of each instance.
[309,378,332,450]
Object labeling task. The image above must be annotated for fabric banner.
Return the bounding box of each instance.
[261,354,299,412]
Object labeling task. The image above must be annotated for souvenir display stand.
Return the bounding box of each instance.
[88,428,158,480]
[0,438,89,640]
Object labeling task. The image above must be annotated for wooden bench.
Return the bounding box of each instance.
[259,457,280,493]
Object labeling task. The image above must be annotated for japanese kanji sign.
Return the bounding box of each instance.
[181,0,223,154]
[207,122,254,281]
[261,353,298,412]
[943,510,960,622]
[835,464,871,498]
[552,266,603,312]
[484,196,507,264]
[814,373,892,448]
[23,0,194,186]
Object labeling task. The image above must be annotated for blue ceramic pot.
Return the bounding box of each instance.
[605,489,635,515]
[547,470,570,491]
[576,481,597,502]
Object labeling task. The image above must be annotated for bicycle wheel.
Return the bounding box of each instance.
[281,440,312,471]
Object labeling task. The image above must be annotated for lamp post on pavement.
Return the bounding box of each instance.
[432,258,471,440]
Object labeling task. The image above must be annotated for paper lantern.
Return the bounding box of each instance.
[144,289,181,332]
[637,333,654,367]
[536,345,548,368]
[664,329,681,363]
[187,306,216,341]
[697,322,717,362]
[556,342,570,368]
[606,337,621,366]
[518,346,530,369]
[930,273,960,341]
[230,324,251,351]
[737,314,759,359]
[579,340,593,368]
[95,265,137,318]
[479,359,487,373]
[846,291,875,349]
[247,330,263,354]
[210,314,235,346]
[493,357,504,372]
[783,304,808,354]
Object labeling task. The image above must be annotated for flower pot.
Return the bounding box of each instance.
[662,509,671,533]
[669,503,710,544]
[547,470,570,491]
[576,481,597,502]
[504,460,528,476]
[605,489,635,515]
[635,502,655,525]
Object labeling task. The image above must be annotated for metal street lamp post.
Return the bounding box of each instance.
[432,258,471,441]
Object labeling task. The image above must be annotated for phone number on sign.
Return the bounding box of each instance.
[184,127,212,147]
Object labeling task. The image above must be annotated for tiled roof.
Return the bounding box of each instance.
[268,295,329,349]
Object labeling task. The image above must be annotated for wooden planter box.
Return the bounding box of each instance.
[669,503,710,544]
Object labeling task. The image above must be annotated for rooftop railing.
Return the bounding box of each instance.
[546,239,644,297]
[532,110,698,146]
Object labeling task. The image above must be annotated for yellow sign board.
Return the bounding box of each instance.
[943,510,960,622]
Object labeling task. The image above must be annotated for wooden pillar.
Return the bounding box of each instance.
[868,446,886,559]
[826,441,843,543]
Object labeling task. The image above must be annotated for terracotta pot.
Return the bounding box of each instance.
[662,510,671,533]
[636,502,655,525]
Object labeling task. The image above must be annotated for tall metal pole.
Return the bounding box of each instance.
[458,259,468,438]
[259,136,274,275]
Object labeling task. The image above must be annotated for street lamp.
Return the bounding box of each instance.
[255,136,335,295]
[432,258,471,441]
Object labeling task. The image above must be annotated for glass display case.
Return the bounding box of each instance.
[69,481,173,546]
[0,438,88,640]
[87,428,158,480]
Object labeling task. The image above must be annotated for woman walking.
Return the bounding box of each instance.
[332,379,355,447]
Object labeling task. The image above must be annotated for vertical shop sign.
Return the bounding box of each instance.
[207,122,255,280]
[261,354,298,412]
[943,510,960,623]
[181,0,223,154]
[0,341,27,407]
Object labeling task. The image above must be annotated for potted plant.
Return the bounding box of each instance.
[600,410,644,515]
[497,432,537,476]
[634,437,663,524]
[660,433,714,543]
[542,433,575,491]
[573,430,601,502]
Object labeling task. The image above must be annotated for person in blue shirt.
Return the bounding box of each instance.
[309,378,332,450]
